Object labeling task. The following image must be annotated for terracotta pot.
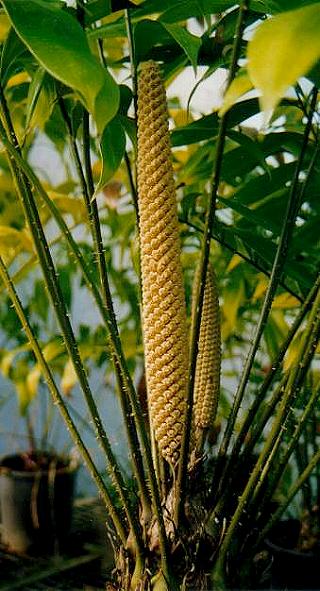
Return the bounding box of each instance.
[0,452,78,555]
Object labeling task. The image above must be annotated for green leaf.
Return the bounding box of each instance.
[234,162,296,205]
[222,272,245,340]
[0,27,31,87]
[171,98,260,147]
[264,311,288,360]
[159,0,235,22]
[61,358,77,396]
[251,0,320,14]
[94,117,126,197]
[227,129,269,175]
[94,73,121,134]
[25,68,57,132]
[2,0,119,132]
[219,70,253,117]
[134,19,171,63]
[172,114,219,146]
[161,23,201,71]
[84,0,112,25]
[218,195,281,235]
[247,4,320,116]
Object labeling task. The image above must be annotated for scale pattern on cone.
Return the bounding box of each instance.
[137,61,188,465]
[193,263,221,432]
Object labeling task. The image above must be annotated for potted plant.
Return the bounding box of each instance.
[0,1,319,589]
[0,339,80,555]
[0,448,78,555]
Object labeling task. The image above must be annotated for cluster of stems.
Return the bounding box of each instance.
[0,2,319,590]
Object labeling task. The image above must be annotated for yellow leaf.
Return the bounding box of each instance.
[16,381,32,415]
[0,14,10,42]
[42,340,64,362]
[284,334,302,372]
[219,70,253,117]
[273,292,300,309]
[252,276,268,301]
[25,341,64,398]
[226,254,242,273]
[26,366,41,399]
[0,225,33,255]
[222,278,245,340]
[61,359,77,396]
[48,192,87,224]
[247,4,320,118]
[0,351,16,377]
[7,71,30,88]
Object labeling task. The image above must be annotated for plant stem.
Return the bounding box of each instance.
[211,280,320,583]
[251,318,320,517]
[124,151,139,222]
[0,255,128,546]
[59,97,151,518]
[217,273,320,496]
[175,0,249,527]
[0,106,169,576]
[0,89,143,555]
[125,8,137,120]
[179,215,304,301]
[256,380,320,547]
[217,86,318,462]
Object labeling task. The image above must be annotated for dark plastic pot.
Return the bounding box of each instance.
[0,452,78,555]
[266,519,320,590]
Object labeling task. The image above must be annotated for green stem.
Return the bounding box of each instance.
[59,97,151,518]
[0,255,128,546]
[217,86,318,462]
[0,99,169,576]
[125,8,137,122]
[179,215,304,302]
[175,0,249,527]
[211,281,320,583]
[256,391,320,548]
[124,151,139,222]
[250,320,320,517]
[217,273,320,497]
[0,91,143,555]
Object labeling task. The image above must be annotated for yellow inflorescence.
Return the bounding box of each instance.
[137,61,189,465]
[193,263,221,433]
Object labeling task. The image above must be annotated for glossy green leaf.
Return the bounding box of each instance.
[171,114,219,146]
[94,117,126,197]
[162,23,201,71]
[171,98,260,147]
[0,27,31,87]
[218,195,281,235]
[227,129,269,175]
[2,0,119,132]
[25,69,57,132]
[234,163,296,205]
[134,20,172,63]
[264,311,288,360]
[219,70,253,117]
[159,0,235,22]
[247,4,320,116]
[251,0,320,13]
[84,0,112,25]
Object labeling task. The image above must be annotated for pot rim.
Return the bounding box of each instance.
[0,451,79,478]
